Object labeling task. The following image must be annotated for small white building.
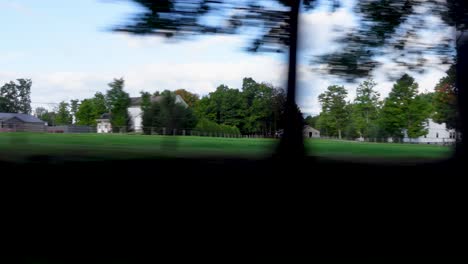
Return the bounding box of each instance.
[402,119,456,144]
[96,113,112,133]
[128,95,188,133]
[303,125,320,139]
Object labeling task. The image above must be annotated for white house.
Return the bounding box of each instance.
[402,119,457,144]
[303,125,320,139]
[128,95,188,133]
[96,113,112,133]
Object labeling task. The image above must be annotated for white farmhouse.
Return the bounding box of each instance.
[403,119,457,144]
[128,95,188,133]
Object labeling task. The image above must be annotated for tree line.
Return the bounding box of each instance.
[141,77,291,135]
[25,76,292,136]
[31,78,130,129]
[306,67,458,141]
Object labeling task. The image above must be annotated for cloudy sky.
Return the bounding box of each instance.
[0,0,453,116]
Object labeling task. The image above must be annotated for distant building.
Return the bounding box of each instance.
[96,113,112,133]
[303,125,320,139]
[0,113,46,132]
[402,119,457,144]
[128,95,188,133]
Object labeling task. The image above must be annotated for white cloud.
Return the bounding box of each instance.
[299,5,358,55]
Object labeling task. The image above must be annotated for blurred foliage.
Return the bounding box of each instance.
[433,64,458,129]
[115,0,317,52]
[114,0,467,81]
[316,0,467,81]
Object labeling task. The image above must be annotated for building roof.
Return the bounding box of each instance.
[0,113,45,123]
[99,113,111,119]
[303,125,320,133]
[130,96,163,107]
[129,95,188,108]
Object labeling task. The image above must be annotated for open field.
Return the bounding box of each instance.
[0,133,454,162]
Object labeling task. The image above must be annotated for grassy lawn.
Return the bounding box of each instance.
[0,132,454,162]
[305,139,454,159]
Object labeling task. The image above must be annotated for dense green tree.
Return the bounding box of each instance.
[305,115,319,128]
[140,91,152,113]
[93,92,108,116]
[142,90,196,135]
[106,78,130,132]
[433,65,457,129]
[55,101,73,125]
[175,89,199,107]
[35,107,56,126]
[76,99,97,126]
[0,79,32,114]
[193,78,287,135]
[243,81,277,135]
[380,74,431,140]
[0,97,9,112]
[350,79,380,138]
[406,94,433,138]
[318,85,349,139]
[75,93,109,126]
[195,118,240,136]
[70,99,80,124]
[194,84,244,131]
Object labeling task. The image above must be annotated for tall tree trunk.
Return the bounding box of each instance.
[456,25,468,160]
[277,0,304,158]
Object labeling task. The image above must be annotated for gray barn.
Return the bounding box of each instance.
[0,113,46,132]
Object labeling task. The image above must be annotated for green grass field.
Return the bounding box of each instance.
[0,132,454,162]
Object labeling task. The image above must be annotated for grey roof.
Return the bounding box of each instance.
[130,96,163,107]
[0,113,45,123]
[99,113,111,119]
[130,95,188,108]
[303,125,320,132]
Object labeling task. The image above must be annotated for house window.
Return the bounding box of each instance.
[436,133,439,138]
[424,135,426,138]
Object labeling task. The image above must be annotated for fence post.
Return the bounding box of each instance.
[183,130,186,136]
[163,127,166,135]
[173,129,177,136]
